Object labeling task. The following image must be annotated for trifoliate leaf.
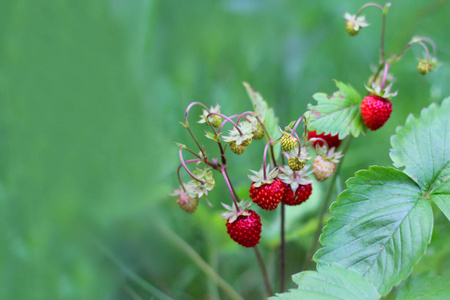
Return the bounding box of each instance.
[269,263,380,300]
[305,80,365,139]
[314,166,433,296]
[396,272,450,300]
[390,97,450,220]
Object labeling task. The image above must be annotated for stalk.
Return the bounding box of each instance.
[254,246,273,297]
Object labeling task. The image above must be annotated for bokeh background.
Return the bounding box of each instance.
[1,0,449,299]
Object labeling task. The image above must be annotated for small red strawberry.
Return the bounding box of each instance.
[312,146,344,182]
[360,94,392,131]
[283,184,312,206]
[248,166,285,210]
[308,130,341,149]
[220,200,261,248]
[278,165,314,206]
[361,82,398,131]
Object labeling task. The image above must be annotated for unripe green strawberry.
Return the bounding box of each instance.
[281,133,298,152]
[252,124,264,140]
[312,155,335,182]
[211,115,222,127]
[417,60,431,75]
[346,21,360,36]
[229,141,246,155]
[241,138,252,147]
[288,157,306,171]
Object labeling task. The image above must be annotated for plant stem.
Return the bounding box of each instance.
[210,112,243,135]
[179,148,205,184]
[280,203,286,293]
[380,13,386,63]
[221,165,240,211]
[254,246,273,297]
[254,114,277,166]
[301,136,352,271]
[156,225,245,300]
[355,2,384,17]
[184,102,210,156]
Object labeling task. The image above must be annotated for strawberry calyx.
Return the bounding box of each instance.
[315,145,344,164]
[278,165,314,194]
[248,165,279,187]
[365,81,398,100]
[219,198,252,223]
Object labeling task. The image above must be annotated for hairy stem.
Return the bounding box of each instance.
[221,165,240,211]
[254,246,273,297]
[179,148,205,184]
[280,203,286,293]
[355,2,384,17]
[301,136,352,271]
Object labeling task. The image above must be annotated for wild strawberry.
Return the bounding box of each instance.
[361,82,398,131]
[312,146,344,182]
[288,157,306,171]
[343,13,369,37]
[308,130,341,149]
[241,138,252,147]
[229,141,246,155]
[279,165,314,206]
[223,121,254,154]
[220,200,261,248]
[198,104,222,128]
[281,133,298,152]
[248,166,285,210]
[172,187,199,213]
[417,58,437,76]
[287,146,311,172]
[360,94,392,131]
[252,124,265,140]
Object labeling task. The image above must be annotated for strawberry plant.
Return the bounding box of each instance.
[171,2,448,299]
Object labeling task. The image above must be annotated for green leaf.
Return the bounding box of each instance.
[243,82,281,158]
[314,166,433,296]
[390,97,450,220]
[396,272,450,300]
[269,263,380,300]
[305,80,365,139]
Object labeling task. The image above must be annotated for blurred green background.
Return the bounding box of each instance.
[0,0,449,299]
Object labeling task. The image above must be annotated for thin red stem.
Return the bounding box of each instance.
[355,2,384,17]
[221,165,240,211]
[291,115,305,133]
[262,140,275,180]
[280,203,286,293]
[179,148,204,184]
[209,112,243,135]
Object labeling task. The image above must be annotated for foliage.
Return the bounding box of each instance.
[275,98,450,298]
[306,80,365,139]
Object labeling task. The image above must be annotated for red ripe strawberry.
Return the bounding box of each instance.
[282,183,312,206]
[226,210,262,248]
[360,94,392,130]
[308,130,341,149]
[278,165,314,206]
[249,178,285,210]
[248,166,285,210]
